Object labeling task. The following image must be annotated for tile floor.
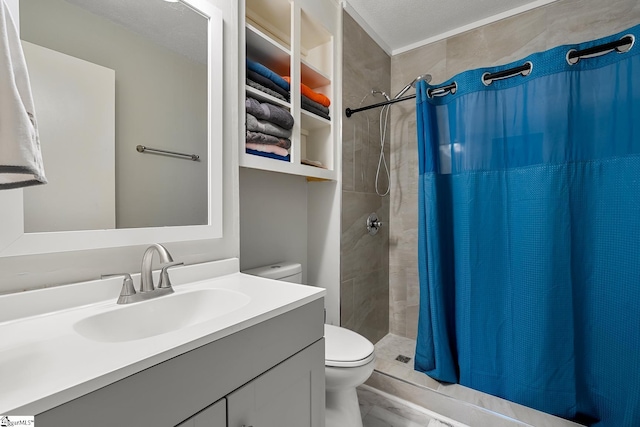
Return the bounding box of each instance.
[360,334,584,427]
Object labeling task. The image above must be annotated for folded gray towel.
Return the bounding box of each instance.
[247,113,292,139]
[246,97,294,130]
[301,100,331,121]
[246,79,287,102]
[246,130,291,149]
[247,69,290,100]
[301,95,329,115]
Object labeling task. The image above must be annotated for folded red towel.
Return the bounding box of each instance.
[282,76,330,108]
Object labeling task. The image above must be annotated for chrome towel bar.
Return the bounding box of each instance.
[136,145,200,161]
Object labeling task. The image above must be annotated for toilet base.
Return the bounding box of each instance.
[325,387,363,427]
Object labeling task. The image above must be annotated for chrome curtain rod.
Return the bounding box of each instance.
[345,35,634,118]
[136,145,200,161]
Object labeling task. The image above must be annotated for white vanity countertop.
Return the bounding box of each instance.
[0,258,325,415]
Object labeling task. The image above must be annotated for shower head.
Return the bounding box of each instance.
[392,73,432,99]
[413,73,432,86]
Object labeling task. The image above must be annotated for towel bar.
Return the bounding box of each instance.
[136,145,200,161]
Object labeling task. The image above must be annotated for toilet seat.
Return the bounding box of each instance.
[324,324,375,368]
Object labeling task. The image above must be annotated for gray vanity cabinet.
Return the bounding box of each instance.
[227,340,325,427]
[177,339,325,427]
[35,299,325,427]
[176,399,226,427]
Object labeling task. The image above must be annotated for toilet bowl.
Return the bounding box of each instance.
[243,262,376,427]
[324,323,375,427]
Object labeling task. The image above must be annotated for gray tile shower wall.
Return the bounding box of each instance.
[341,11,391,344]
[389,0,640,339]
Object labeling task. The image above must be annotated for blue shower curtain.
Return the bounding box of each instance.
[414,25,640,426]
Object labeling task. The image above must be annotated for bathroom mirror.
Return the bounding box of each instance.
[0,0,223,257]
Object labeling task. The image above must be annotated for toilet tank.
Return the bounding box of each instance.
[243,262,302,284]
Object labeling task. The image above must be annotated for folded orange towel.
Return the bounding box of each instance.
[282,76,330,108]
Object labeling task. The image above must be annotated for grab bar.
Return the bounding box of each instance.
[136,145,200,161]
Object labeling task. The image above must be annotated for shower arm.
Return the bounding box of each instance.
[345,74,431,117]
[345,93,417,117]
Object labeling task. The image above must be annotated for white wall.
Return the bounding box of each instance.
[307,180,341,325]
[239,169,308,282]
[238,170,341,326]
[0,0,239,294]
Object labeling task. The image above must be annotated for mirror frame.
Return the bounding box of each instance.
[0,0,223,257]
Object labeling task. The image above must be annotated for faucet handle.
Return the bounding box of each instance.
[158,262,184,289]
[101,273,137,304]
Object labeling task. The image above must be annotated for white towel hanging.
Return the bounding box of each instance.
[0,0,46,189]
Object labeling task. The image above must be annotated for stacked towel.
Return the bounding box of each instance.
[301,96,330,120]
[282,76,331,121]
[0,1,47,189]
[246,79,286,102]
[246,96,294,129]
[246,113,291,139]
[246,58,289,101]
[245,97,294,162]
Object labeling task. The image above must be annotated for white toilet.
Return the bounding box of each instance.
[243,262,375,427]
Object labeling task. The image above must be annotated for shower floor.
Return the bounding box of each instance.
[364,334,584,427]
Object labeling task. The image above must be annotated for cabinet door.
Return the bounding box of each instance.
[227,339,325,427]
[176,398,226,427]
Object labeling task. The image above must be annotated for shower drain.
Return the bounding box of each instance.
[395,354,412,363]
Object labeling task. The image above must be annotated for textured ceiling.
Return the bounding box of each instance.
[343,0,557,55]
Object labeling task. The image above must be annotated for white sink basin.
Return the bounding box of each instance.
[74,288,251,343]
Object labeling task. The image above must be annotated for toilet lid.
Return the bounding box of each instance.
[324,324,375,368]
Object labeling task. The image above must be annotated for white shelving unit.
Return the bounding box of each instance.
[246,85,289,109]
[241,0,337,180]
[245,23,290,77]
[301,60,331,89]
[239,0,342,326]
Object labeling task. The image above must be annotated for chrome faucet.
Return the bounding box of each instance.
[102,244,183,304]
[140,243,182,293]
